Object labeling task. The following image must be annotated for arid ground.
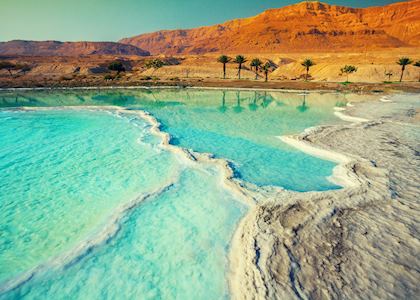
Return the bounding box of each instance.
[1,48,419,91]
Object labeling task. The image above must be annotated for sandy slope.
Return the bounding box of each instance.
[1,48,419,87]
[144,49,420,83]
[231,93,420,299]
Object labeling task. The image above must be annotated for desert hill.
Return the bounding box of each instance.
[119,0,420,55]
[0,40,150,57]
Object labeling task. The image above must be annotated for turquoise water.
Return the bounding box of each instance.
[132,90,341,191]
[0,89,345,190]
[0,110,177,280]
[0,89,346,299]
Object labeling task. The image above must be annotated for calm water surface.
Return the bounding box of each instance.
[0,89,348,299]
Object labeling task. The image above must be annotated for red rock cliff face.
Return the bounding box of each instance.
[0,41,150,56]
[119,0,420,55]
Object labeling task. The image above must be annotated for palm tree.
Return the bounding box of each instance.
[234,55,247,79]
[218,55,231,79]
[414,61,420,82]
[262,62,272,82]
[384,70,393,82]
[340,65,358,82]
[397,57,413,82]
[250,58,262,80]
[301,59,315,81]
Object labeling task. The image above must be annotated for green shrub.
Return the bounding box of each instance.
[104,74,115,81]
[139,76,152,80]
[340,81,351,86]
[108,61,125,73]
[145,59,165,69]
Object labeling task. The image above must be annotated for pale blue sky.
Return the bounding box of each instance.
[0,0,402,42]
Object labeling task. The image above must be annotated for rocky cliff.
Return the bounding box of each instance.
[119,0,420,55]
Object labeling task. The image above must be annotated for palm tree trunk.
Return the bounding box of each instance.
[347,73,349,82]
[400,66,405,82]
[265,71,268,82]
[238,64,242,79]
[306,67,309,81]
[223,63,226,79]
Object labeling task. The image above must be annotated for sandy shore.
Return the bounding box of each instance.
[230,93,420,299]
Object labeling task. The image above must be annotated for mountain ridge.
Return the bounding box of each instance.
[119,0,420,55]
[0,40,150,57]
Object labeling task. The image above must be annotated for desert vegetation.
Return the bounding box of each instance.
[145,59,165,70]
[414,61,420,82]
[397,57,413,82]
[108,61,126,74]
[216,56,279,82]
[262,62,277,82]
[217,55,231,79]
[104,61,126,80]
[233,55,247,80]
[340,65,358,82]
[1,53,419,89]
[384,70,393,82]
[301,59,315,81]
[250,58,263,80]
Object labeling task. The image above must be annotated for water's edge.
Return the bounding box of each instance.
[228,100,372,299]
[0,103,361,298]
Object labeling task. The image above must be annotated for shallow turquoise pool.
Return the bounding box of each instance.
[0,89,346,299]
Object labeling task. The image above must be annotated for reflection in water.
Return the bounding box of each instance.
[17,94,39,104]
[261,92,273,109]
[93,93,138,106]
[233,91,244,113]
[297,93,309,113]
[248,93,258,112]
[335,92,349,108]
[218,91,227,113]
[76,95,86,103]
[0,89,352,112]
[249,92,265,112]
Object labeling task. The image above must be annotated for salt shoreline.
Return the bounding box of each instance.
[1,101,347,297]
[230,93,419,299]
[228,99,369,299]
[1,92,418,299]
[0,104,256,296]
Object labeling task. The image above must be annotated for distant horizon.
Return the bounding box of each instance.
[1,0,406,43]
